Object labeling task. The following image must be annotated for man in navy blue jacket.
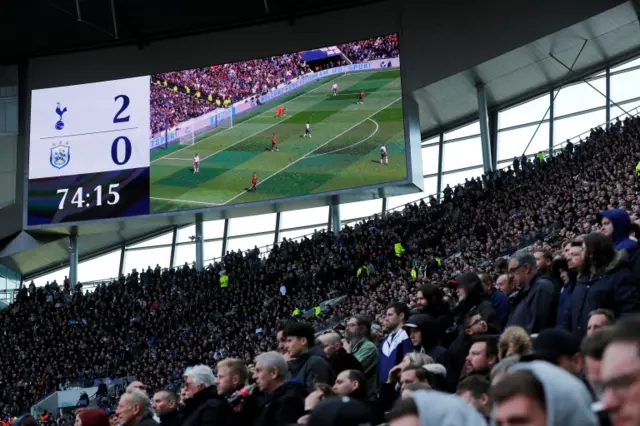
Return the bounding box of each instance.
[378,302,414,392]
[599,208,638,259]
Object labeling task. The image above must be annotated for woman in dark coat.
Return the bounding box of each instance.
[565,232,640,340]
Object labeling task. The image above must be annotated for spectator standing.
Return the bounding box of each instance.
[317,332,363,376]
[181,365,230,426]
[553,257,576,329]
[283,322,335,393]
[253,352,305,426]
[344,316,379,396]
[599,208,638,259]
[414,284,453,332]
[564,233,640,340]
[580,326,613,398]
[378,303,414,391]
[151,391,181,426]
[116,388,158,426]
[479,273,510,328]
[456,375,492,422]
[507,252,558,334]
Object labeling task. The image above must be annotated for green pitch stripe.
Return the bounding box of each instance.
[150,69,406,212]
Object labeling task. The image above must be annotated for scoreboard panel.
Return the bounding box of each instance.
[26,33,408,227]
[28,77,151,225]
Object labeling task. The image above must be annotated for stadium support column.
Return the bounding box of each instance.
[477,84,493,173]
[274,212,281,244]
[605,66,611,126]
[169,226,177,269]
[69,228,78,286]
[195,213,204,272]
[436,133,444,200]
[330,198,341,235]
[118,244,125,278]
[548,89,555,154]
[221,219,229,258]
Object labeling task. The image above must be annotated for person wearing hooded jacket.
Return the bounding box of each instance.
[563,232,640,340]
[447,273,501,382]
[387,389,488,426]
[491,361,598,426]
[599,208,638,259]
[403,314,452,378]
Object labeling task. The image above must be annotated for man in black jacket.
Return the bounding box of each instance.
[151,390,181,426]
[507,251,558,334]
[317,332,363,376]
[283,322,335,392]
[253,351,306,426]
[181,365,231,426]
[215,358,261,426]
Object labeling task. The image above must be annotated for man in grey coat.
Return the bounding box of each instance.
[506,252,558,334]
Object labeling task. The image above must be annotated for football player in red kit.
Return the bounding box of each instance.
[250,172,258,192]
[275,107,285,118]
[271,133,279,152]
[357,90,365,104]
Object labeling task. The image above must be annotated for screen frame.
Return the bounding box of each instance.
[24,25,423,231]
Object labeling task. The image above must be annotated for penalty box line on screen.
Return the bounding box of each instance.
[151,73,351,164]
[221,96,402,206]
[149,196,222,206]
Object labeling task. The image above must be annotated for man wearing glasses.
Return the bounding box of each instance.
[506,252,557,334]
[600,315,640,426]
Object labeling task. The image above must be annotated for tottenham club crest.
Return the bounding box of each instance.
[55,102,67,130]
[50,141,70,169]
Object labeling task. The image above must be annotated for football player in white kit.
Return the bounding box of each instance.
[303,121,312,138]
[193,154,200,173]
[380,144,388,165]
[332,83,339,96]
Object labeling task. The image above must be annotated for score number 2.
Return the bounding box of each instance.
[56,184,120,210]
[112,95,132,166]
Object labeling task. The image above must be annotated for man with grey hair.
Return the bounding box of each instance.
[506,251,557,334]
[253,351,305,426]
[116,388,157,426]
[181,365,230,426]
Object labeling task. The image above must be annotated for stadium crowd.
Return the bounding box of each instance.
[148,35,399,134]
[2,114,640,426]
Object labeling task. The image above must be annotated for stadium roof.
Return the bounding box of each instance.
[415,1,640,139]
[2,0,639,279]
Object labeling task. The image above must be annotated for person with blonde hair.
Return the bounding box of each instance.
[498,326,532,360]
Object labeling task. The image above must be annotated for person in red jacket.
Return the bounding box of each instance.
[250,173,258,192]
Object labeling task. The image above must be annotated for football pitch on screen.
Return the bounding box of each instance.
[149,69,406,213]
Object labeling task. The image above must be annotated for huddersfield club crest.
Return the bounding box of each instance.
[50,141,70,169]
[55,102,67,130]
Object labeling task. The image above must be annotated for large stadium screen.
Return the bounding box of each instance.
[27,33,406,226]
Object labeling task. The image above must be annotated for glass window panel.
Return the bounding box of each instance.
[611,99,640,121]
[554,109,606,146]
[421,144,439,175]
[340,199,382,222]
[422,136,439,146]
[444,121,480,141]
[176,225,195,243]
[174,243,195,268]
[33,268,69,287]
[610,67,640,105]
[281,206,329,229]
[442,167,483,190]
[554,78,606,117]
[124,246,171,272]
[611,56,640,73]
[204,219,225,239]
[78,250,121,282]
[386,176,437,210]
[498,122,550,161]
[128,231,173,249]
[226,233,275,255]
[229,213,276,236]
[204,240,223,263]
[280,227,320,241]
[499,94,550,129]
[443,137,483,171]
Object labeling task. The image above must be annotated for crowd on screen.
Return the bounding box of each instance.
[148,36,400,134]
[3,112,640,426]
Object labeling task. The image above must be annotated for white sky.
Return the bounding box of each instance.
[25,56,640,288]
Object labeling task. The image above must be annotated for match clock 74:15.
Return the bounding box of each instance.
[56,184,121,210]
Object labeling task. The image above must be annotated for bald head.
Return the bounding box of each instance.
[126,381,147,393]
[317,332,343,359]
